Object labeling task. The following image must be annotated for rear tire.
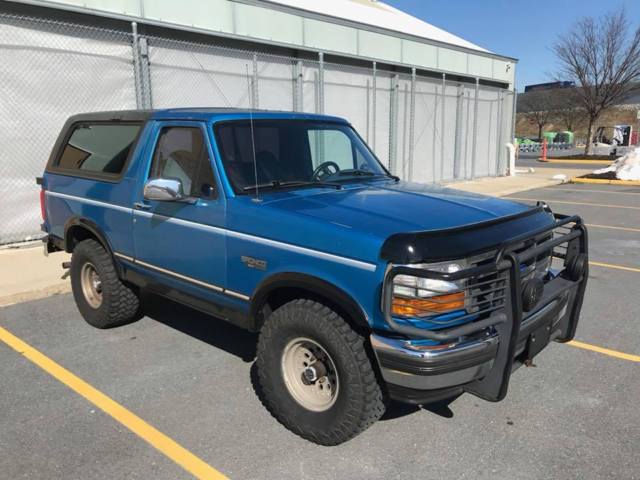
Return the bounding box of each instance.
[70,239,141,329]
[256,299,386,445]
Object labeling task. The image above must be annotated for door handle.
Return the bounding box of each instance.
[134,202,151,210]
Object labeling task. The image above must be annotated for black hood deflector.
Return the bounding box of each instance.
[380,206,555,264]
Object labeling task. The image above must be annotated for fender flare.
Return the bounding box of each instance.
[249,272,371,333]
[63,216,124,277]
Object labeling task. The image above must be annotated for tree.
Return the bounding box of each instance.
[554,90,585,132]
[518,90,556,140]
[553,12,640,154]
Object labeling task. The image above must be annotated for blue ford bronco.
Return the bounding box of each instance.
[39,109,588,445]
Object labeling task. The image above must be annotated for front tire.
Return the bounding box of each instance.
[70,239,141,329]
[256,299,386,445]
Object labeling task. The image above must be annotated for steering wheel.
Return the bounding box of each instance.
[312,161,340,181]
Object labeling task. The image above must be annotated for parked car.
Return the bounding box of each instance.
[39,109,589,445]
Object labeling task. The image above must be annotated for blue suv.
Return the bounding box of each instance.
[40,109,588,445]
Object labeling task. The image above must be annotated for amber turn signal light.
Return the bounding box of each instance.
[392,292,465,317]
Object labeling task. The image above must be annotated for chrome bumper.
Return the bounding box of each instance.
[371,333,499,391]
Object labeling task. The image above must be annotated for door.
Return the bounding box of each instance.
[132,121,227,295]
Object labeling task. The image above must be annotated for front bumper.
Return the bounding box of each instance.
[372,212,588,404]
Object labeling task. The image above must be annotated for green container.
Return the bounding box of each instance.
[542,131,557,143]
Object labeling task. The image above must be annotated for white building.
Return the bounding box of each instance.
[0,0,517,243]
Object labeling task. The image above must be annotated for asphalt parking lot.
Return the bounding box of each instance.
[1,183,639,480]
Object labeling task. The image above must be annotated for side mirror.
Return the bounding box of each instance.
[143,178,187,202]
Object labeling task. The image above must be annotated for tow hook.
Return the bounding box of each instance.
[61,261,71,280]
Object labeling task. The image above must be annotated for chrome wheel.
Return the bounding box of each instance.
[80,262,102,309]
[281,337,339,412]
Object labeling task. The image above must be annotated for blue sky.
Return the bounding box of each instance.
[385,0,640,91]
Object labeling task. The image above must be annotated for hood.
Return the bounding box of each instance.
[259,180,532,239]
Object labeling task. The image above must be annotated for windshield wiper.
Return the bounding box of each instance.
[335,169,398,181]
[336,169,376,177]
[242,180,342,192]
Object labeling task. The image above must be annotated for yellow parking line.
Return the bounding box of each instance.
[589,261,640,273]
[508,197,640,210]
[585,224,640,233]
[567,340,640,362]
[0,326,227,480]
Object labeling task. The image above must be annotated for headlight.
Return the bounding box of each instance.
[391,261,467,318]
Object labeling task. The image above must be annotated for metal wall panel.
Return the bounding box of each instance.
[234,3,303,46]
[143,0,234,34]
[303,18,358,55]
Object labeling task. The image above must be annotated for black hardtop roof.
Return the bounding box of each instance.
[65,108,347,123]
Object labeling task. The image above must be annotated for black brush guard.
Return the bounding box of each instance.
[381,213,588,401]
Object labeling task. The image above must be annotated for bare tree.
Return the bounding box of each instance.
[554,12,640,154]
[554,90,585,132]
[518,90,556,140]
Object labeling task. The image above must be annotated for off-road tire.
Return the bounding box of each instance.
[256,299,386,445]
[70,239,141,329]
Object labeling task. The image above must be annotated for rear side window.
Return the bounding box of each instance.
[56,123,141,177]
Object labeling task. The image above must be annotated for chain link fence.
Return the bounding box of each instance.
[0,12,515,245]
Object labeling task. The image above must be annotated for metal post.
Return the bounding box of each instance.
[252,53,259,109]
[366,78,371,143]
[372,62,377,152]
[294,60,303,112]
[510,88,518,146]
[431,82,438,183]
[318,52,324,114]
[439,73,446,181]
[131,22,143,109]
[389,74,400,174]
[402,83,408,178]
[496,89,504,175]
[131,22,153,109]
[140,36,152,108]
[464,90,471,179]
[471,78,480,179]
[453,83,464,179]
[408,68,416,182]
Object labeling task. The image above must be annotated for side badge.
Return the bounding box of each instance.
[241,255,267,271]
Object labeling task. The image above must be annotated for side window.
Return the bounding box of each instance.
[149,127,216,198]
[308,129,355,171]
[56,123,140,176]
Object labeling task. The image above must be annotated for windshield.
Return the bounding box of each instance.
[213,119,389,193]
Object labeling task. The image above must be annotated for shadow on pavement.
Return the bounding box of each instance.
[140,292,257,362]
[140,292,460,424]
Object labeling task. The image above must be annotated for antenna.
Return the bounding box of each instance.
[245,64,260,202]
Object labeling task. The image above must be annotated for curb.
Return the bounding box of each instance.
[570,177,640,186]
[538,159,612,165]
[0,283,71,308]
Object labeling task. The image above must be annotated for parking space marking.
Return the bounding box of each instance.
[567,340,640,363]
[589,261,640,273]
[586,224,640,233]
[0,326,227,480]
[508,197,640,210]
[543,187,640,196]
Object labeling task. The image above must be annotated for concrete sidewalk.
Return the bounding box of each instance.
[0,166,588,307]
[0,244,70,307]
[446,167,592,197]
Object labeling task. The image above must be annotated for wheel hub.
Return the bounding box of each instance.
[80,262,103,309]
[302,361,327,383]
[281,337,339,412]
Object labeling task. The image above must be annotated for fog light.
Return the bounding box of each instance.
[522,277,544,312]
